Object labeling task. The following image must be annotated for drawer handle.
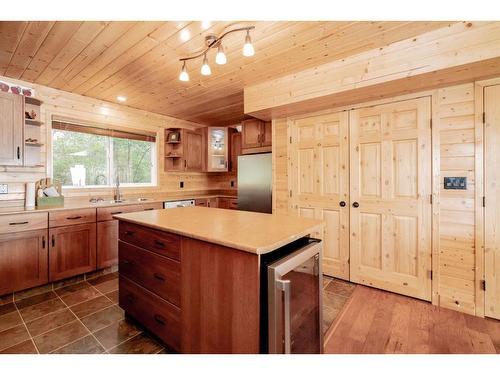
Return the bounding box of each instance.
[66,215,82,220]
[154,314,166,325]
[120,259,134,266]
[51,235,55,247]
[153,273,166,282]
[125,231,134,236]
[154,240,165,248]
[110,211,123,215]
[42,236,46,248]
[9,221,29,225]
[144,208,154,211]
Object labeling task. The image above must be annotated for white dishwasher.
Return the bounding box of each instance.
[163,199,195,209]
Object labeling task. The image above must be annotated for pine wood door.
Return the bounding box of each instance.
[349,97,432,300]
[290,111,350,280]
[484,85,500,319]
[0,91,23,166]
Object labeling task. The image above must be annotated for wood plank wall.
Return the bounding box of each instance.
[435,83,477,314]
[0,75,234,206]
[271,82,483,316]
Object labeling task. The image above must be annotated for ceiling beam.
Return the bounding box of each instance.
[244,21,500,120]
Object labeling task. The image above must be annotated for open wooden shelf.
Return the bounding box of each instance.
[25,142,44,147]
[24,97,43,106]
[25,119,43,126]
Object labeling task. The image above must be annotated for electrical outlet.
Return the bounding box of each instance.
[230,180,235,187]
[180,181,184,188]
[0,184,8,194]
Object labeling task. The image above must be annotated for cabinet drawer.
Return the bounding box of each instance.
[97,205,140,222]
[119,275,181,352]
[0,212,48,234]
[49,208,96,227]
[195,198,207,207]
[141,202,163,211]
[119,221,180,261]
[119,241,180,306]
[218,197,238,210]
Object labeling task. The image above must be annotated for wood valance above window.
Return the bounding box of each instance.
[52,119,156,143]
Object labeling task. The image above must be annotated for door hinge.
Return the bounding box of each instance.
[428,270,433,280]
[483,196,486,207]
[430,118,432,129]
[289,190,292,198]
[482,112,486,124]
[289,136,292,144]
[430,195,433,204]
[481,280,486,291]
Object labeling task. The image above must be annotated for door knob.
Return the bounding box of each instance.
[339,201,346,207]
[352,202,359,208]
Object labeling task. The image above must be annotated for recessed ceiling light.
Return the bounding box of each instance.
[201,20,211,30]
[116,95,127,102]
[180,29,190,41]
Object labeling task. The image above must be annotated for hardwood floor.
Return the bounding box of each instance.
[324,285,500,354]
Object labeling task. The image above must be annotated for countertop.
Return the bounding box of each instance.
[114,206,324,255]
[0,192,236,216]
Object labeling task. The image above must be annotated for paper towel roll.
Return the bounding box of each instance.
[25,182,36,208]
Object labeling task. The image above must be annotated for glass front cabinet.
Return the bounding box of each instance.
[206,127,229,172]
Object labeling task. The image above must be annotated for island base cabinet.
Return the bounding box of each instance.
[49,223,96,282]
[119,275,181,352]
[97,220,118,269]
[0,229,48,296]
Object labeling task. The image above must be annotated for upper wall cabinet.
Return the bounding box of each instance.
[164,128,205,172]
[241,119,272,154]
[0,91,24,166]
[205,127,229,172]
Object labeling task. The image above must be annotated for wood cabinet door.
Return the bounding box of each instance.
[97,220,118,269]
[241,119,262,149]
[0,229,48,295]
[0,91,23,166]
[49,223,96,281]
[484,84,500,319]
[230,131,242,172]
[185,130,204,172]
[349,97,432,301]
[261,121,272,147]
[289,112,350,280]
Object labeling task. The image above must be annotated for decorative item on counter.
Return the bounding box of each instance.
[10,86,21,95]
[167,131,181,143]
[25,182,36,208]
[0,81,35,97]
[35,178,64,208]
[25,110,37,119]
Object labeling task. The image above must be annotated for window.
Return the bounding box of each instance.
[52,121,156,187]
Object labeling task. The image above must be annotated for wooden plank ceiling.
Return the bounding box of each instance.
[0,21,453,125]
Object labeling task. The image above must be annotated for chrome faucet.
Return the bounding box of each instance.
[114,175,123,202]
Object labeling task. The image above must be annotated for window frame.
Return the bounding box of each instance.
[50,122,158,189]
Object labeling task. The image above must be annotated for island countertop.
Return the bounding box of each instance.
[114,206,324,255]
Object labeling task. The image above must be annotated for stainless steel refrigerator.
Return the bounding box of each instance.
[237,153,272,213]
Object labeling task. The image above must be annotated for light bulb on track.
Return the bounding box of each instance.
[179,61,189,82]
[201,54,211,76]
[242,30,255,57]
[215,43,227,65]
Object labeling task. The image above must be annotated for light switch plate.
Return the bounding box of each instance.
[0,184,8,194]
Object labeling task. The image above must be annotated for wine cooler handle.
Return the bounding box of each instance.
[277,279,292,354]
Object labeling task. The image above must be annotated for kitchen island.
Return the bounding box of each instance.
[114,207,323,354]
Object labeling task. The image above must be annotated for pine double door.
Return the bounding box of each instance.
[290,97,432,301]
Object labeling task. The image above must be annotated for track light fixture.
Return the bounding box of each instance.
[178,26,255,81]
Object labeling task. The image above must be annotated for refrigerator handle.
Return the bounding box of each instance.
[276,279,292,354]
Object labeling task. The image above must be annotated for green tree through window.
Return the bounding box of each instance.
[52,129,155,187]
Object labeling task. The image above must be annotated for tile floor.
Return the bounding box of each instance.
[0,272,167,354]
[0,273,354,354]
